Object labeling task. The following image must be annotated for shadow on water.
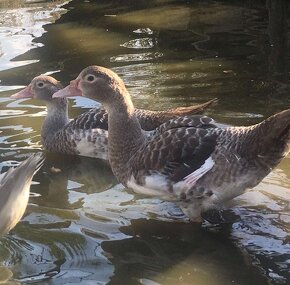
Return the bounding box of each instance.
[104,220,270,285]
[0,0,289,284]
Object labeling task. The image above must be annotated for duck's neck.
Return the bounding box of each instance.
[42,98,69,144]
[106,92,145,184]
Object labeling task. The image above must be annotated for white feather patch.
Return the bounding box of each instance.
[183,156,214,186]
[74,129,108,160]
[127,174,172,198]
[76,138,96,157]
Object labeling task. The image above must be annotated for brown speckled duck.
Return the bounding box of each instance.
[54,66,290,222]
[0,153,44,237]
[11,75,217,160]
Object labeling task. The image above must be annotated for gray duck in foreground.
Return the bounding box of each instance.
[0,153,44,237]
[54,66,290,222]
[10,75,217,160]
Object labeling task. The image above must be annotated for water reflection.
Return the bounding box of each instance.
[267,0,288,83]
[232,159,290,284]
[104,219,269,285]
[0,155,116,283]
[0,0,290,284]
[110,52,163,64]
[121,38,155,49]
[0,0,69,74]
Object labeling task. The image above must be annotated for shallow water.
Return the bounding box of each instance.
[0,0,289,284]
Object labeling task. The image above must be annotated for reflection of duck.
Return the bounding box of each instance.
[54,65,290,222]
[10,75,217,159]
[0,153,43,237]
[35,153,116,210]
[102,218,267,285]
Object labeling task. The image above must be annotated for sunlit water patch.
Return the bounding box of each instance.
[110,52,163,64]
[121,38,156,49]
[230,159,290,284]
[0,1,69,74]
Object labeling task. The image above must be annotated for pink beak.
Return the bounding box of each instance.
[53,79,82,98]
[10,85,33,99]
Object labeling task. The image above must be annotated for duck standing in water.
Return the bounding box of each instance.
[53,66,290,222]
[10,75,217,160]
[0,153,44,237]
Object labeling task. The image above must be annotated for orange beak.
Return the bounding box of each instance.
[10,85,33,99]
[53,79,82,98]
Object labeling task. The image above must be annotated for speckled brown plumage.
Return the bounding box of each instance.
[11,75,216,159]
[53,65,290,222]
[66,98,218,131]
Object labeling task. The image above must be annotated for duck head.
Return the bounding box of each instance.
[53,66,131,111]
[10,75,62,102]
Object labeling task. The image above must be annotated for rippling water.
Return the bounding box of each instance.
[0,1,289,284]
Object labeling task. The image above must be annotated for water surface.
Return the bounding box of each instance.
[0,1,289,284]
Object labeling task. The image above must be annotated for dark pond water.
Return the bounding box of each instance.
[0,0,289,284]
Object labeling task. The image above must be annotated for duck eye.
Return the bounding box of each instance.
[85,74,96,82]
[37,82,44,88]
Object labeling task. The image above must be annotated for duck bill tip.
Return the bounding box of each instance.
[10,86,33,99]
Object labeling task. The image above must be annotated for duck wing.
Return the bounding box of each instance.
[134,98,218,131]
[68,108,108,130]
[50,124,108,159]
[0,153,44,189]
[0,153,44,236]
[131,126,218,188]
[150,115,218,137]
[64,99,218,132]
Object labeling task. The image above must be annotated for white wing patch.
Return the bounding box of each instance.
[127,174,174,200]
[127,157,214,200]
[76,138,96,157]
[183,156,214,186]
[74,129,108,160]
